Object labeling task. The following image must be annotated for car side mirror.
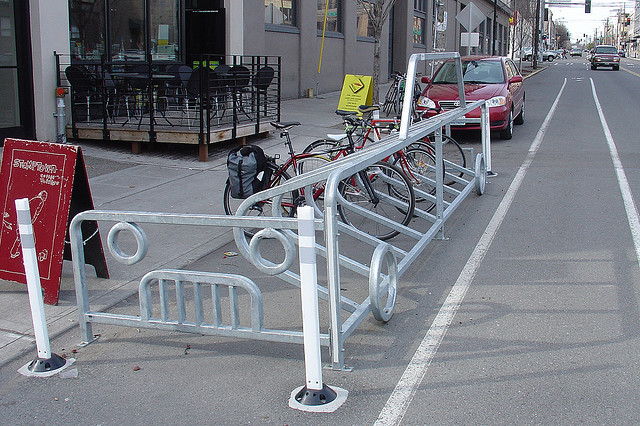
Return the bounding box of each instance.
[421,76,431,84]
[509,75,523,84]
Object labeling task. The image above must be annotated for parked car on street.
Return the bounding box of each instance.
[416,56,525,140]
[522,48,556,61]
[590,45,620,70]
[541,50,557,61]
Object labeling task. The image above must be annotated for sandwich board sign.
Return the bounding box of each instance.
[0,139,108,305]
[337,75,373,114]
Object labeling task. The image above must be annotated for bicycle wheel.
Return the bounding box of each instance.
[337,161,415,241]
[223,162,299,237]
[302,138,344,157]
[290,154,332,212]
[392,147,436,212]
[383,84,398,116]
[412,134,466,184]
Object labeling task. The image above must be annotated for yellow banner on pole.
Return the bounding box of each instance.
[337,75,373,114]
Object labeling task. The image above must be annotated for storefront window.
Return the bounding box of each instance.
[317,0,341,33]
[0,0,19,127]
[110,0,146,61]
[150,0,179,60]
[69,0,180,62]
[356,1,374,38]
[265,0,296,27]
[69,0,105,60]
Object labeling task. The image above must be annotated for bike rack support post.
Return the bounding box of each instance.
[289,206,348,412]
[399,52,465,140]
[481,103,494,175]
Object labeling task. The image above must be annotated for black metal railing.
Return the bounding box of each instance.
[56,53,281,145]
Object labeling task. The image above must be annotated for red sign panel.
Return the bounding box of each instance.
[0,139,107,304]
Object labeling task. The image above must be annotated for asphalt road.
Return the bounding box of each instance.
[2,56,640,424]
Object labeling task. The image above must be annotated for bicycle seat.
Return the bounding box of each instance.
[357,105,380,114]
[335,109,355,116]
[270,121,300,130]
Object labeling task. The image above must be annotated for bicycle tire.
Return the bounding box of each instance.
[391,147,436,212]
[303,138,344,157]
[288,153,332,212]
[411,134,466,184]
[223,162,299,237]
[383,84,398,116]
[337,161,415,241]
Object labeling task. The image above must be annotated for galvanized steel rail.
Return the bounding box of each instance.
[70,52,491,371]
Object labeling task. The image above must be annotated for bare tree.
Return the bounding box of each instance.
[355,0,396,104]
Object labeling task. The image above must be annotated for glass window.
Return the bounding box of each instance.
[69,0,106,60]
[265,0,296,27]
[0,0,20,127]
[150,0,179,60]
[110,0,146,61]
[433,59,505,84]
[356,1,374,38]
[413,16,425,45]
[414,0,426,46]
[318,0,341,33]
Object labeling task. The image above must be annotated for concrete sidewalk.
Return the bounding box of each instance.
[0,89,348,367]
[0,61,548,368]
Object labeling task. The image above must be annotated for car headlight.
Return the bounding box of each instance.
[614,56,620,62]
[485,96,506,108]
[417,96,436,109]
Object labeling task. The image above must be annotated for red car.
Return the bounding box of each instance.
[416,56,525,139]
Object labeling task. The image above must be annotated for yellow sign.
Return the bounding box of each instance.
[337,74,373,114]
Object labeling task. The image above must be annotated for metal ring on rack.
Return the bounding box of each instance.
[369,242,398,322]
[248,228,295,275]
[107,221,148,265]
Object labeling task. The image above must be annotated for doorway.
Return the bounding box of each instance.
[185,4,225,67]
[0,0,35,143]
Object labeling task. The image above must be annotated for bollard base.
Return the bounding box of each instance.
[289,384,348,412]
[18,354,73,377]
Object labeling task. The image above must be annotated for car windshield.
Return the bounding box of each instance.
[432,60,505,84]
[595,46,617,54]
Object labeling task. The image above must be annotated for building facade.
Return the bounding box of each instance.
[2,0,513,143]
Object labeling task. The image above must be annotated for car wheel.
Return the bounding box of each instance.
[547,56,554,62]
[591,64,596,70]
[499,110,513,140]
[614,65,620,71]
[514,98,525,125]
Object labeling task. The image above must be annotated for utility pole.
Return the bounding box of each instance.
[533,0,541,69]
[492,0,497,55]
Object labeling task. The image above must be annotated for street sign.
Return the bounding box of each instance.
[455,2,485,32]
[461,32,480,47]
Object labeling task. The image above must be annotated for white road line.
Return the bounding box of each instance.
[374,78,568,426]
[590,78,640,267]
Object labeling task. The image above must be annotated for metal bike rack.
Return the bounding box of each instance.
[70,52,491,372]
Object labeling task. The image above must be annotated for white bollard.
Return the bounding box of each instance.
[289,206,347,412]
[15,198,69,376]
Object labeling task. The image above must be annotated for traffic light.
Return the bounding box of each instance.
[585,0,591,13]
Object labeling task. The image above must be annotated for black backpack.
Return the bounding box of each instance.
[227,145,268,199]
